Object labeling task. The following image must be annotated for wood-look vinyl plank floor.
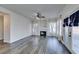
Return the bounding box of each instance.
[0,36,70,54]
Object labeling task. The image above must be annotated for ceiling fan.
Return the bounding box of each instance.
[33,11,45,19]
[36,12,45,18]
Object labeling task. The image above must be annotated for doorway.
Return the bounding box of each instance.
[0,12,10,44]
[0,15,4,44]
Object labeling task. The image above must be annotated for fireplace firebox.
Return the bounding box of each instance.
[40,31,46,37]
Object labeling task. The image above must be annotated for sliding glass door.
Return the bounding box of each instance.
[72,27,79,53]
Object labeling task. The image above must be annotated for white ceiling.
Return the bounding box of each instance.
[0,4,66,20]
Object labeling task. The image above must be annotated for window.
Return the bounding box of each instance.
[49,22,56,34]
[32,23,38,34]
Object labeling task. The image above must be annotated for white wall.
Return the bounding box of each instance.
[10,14,32,43]
[0,16,3,40]
[0,6,32,43]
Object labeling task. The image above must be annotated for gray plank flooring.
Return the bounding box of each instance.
[0,36,70,54]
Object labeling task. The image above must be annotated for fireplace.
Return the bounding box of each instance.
[40,31,46,37]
